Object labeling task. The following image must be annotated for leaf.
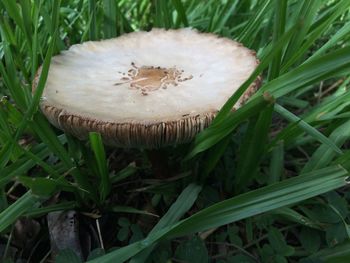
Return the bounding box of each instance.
[117,227,130,242]
[300,227,321,253]
[88,248,106,260]
[118,217,130,228]
[306,240,350,263]
[227,254,256,263]
[268,227,295,256]
[55,249,82,263]
[174,236,208,263]
[326,223,348,247]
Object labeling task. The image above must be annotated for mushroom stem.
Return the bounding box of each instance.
[145,149,170,178]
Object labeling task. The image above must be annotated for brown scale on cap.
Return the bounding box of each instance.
[114,62,193,95]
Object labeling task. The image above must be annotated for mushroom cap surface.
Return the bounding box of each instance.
[34,28,260,148]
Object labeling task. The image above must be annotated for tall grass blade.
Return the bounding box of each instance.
[274,104,342,155]
[0,192,40,233]
[130,183,202,262]
[89,132,110,202]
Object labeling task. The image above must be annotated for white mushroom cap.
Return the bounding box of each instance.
[34,28,260,148]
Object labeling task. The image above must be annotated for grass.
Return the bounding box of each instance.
[1,0,350,262]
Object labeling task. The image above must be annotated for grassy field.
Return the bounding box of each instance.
[1,0,350,262]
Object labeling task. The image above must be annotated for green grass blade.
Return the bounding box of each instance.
[302,119,350,173]
[19,0,33,47]
[89,132,110,202]
[235,104,274,191]
[130,183,202,263]
[267,0,286,80]
[256,46,350,99]
[199,135,231,178]
[88,0,98,40]
[274,104,342,155]
[212,0,239,32]
[1,0,30,45]
[282,0,322,64]
[238,0,273,45]
[103,0,117,38]
[186,93,274,160]
[23,201,77,217]
[269,207,321,229]
[0,192,40,233]
[214,24,298,124]
[281,0,350,72]
[268,141,284,184]
[171,0,188,27]
[309,19,350,61]
[0,43,28,110]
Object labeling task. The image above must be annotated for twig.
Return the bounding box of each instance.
[320,78,344,98]
[2,225,14,261]
[96,218,104,250]
[199,227,219,240]
[316,81,324,104]
[39,249,52,263]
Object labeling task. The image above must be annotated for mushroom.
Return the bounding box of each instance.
[33,28,260,149]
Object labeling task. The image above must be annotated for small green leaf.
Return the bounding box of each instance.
[268,227,295,256]
[118,217,130,228]
[174,236,208,263]
[117,227,130,242]
[300,228,321,253]
[227,254,256,263]
[55,249,82,263]
[326,223,348,247]
[88,248,105,260]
